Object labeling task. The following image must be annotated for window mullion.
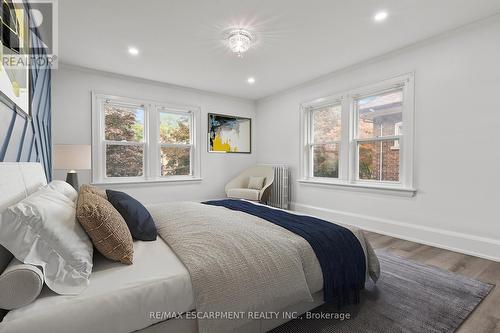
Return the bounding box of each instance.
[353,135,402,143]
[160,143,192,148]
[98,98,105,182]
[308,108,315,179]
[144,104,152,179]
[103,141,144,146]
[339,96,350,181]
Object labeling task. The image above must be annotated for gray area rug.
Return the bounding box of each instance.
[270,252,494,333]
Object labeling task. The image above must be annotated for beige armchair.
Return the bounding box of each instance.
[225,165,274,203]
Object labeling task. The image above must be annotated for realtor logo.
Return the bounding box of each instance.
[1,0,58,69]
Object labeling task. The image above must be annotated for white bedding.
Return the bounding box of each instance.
[0,239,194,333]
[149,200,379,333]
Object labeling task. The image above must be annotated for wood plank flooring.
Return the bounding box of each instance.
[365,232,500,333]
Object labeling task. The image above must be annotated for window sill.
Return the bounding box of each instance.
[297,179,416,197]
[92,177,203,186]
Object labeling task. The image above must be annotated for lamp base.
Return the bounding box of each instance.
[66,171,79,190]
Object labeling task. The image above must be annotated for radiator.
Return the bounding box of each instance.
[269,165,290,210]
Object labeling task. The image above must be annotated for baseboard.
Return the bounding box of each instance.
[291,202,500,262]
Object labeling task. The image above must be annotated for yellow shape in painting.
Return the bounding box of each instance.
[212,133,232,152]
[15,9,25,48]
[12,81,20,97]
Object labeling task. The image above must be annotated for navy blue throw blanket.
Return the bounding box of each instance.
[202,199,366,307]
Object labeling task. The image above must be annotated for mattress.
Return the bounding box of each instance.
[0,238,195,333]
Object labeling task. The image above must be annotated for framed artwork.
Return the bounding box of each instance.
[1,0,31,117]
[208,113,251,153]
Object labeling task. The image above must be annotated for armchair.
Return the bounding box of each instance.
[225,165,274,203]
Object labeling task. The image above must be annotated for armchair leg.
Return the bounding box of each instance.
[260,187,273,205]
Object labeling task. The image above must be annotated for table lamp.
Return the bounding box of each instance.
[53,145,91,189]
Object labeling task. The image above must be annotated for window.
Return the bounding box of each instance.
[158,109,192,176]
[92,94,201,184]
[354,89,402,182]
[300,73,415,193]
[309,103,342,178]
[104,102,145,178]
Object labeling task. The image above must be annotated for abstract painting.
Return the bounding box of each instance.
[0,0,30,116]
[208,113,251,153]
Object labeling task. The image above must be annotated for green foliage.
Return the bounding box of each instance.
[359,146,373,180]
[106,145,144,177]
[160,121,189,143]
[133,123,144,141]
[104,107,143,142]
[161,147,190,176]
[105,106,144,177]
[313,145,339,178]
[160,113,190,176]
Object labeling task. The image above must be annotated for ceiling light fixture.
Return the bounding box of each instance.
[226,29,254,57]
[374,11,388,22]
[247,77,255,84]
[128,47,139,55]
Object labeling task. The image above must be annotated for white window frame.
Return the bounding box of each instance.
[299,73,416,196]
[155,105,196,179]
[92,92,201,184]
[305,98,343,181]
[391,122,402,150]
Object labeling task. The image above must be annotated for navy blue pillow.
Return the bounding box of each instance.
[106,190,157,241]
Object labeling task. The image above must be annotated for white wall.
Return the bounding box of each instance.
[52,65,257,204]
[256,17,500,260]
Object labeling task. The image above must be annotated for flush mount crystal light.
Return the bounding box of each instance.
[226,29,254,57]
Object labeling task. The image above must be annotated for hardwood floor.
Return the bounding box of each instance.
[365,232,500,333]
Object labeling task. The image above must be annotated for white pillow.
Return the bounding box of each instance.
[0,259,44,310]
[0,186,93,295]
[248,176,265,190]
[45,180,78,203]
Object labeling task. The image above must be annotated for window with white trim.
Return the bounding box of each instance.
[158,108,193,176]
[300,73,415,192]
[92,94,201,184]
[103,101,146,178]
[308,103,342,179]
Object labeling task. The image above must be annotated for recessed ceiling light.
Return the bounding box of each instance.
[247,77,255,84]
[128,47,139,55]
[374,11,388,22]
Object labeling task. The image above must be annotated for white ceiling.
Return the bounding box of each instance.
[59,0,500,100]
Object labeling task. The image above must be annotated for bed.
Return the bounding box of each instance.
[0,163,379,333]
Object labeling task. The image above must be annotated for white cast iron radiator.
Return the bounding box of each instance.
[269,165,290,210]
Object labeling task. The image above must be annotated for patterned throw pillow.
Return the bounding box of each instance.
[80,184,107,199]
[76,191,134,264]
[247,176,265,190]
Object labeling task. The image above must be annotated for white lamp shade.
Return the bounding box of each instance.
[53,145,91,171]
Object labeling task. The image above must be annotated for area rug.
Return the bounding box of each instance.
[270,252,494,333]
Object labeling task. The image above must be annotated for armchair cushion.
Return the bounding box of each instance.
[226,188,260,201]
[248,176,265,190]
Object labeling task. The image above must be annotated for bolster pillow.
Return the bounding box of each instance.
[0,259,44,310]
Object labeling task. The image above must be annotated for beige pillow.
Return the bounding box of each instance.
[248,176,265,190]
[80,184,107,199]
[76,191,133,264]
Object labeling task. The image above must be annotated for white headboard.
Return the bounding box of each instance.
[0,162,48,273]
